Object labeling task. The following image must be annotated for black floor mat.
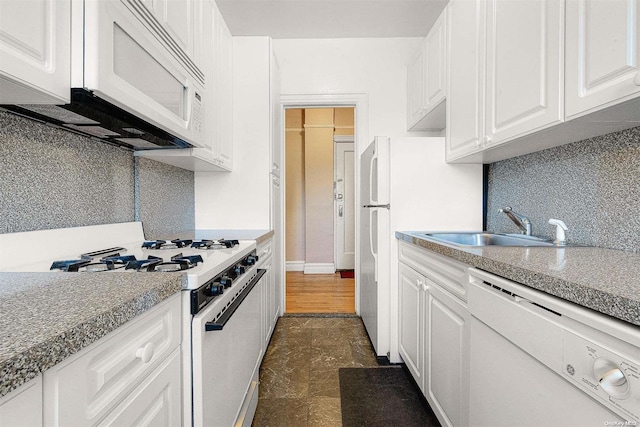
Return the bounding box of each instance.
[339,367,441,427]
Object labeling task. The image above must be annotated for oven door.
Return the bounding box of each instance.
[82,0,204,148]
[191,269,266,427]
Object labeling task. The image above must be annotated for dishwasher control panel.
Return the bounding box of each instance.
[563,330,640,423]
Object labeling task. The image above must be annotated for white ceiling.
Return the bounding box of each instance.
[215,0,448,39]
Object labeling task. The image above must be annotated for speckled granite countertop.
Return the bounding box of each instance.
[195,229,274,245]
[396,231,640,327]
[0,272,183,398]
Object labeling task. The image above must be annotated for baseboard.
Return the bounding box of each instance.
[286,261,305,271]
[303,263,336,274]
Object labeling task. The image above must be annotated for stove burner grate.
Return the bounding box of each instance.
[142,239,194,250]
[125,256,163,272]
[51,259,92,272]
[191,239,239,250]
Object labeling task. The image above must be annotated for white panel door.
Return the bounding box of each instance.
[484,0,564,147]
[445,0,486,160]
[566,0,640,118]
[398,263,425,393]
[425,283,469,427]
[335,141,355,270]
[423,8,447,112]
[407,47,425,128]
[0,0,70,103]
[0,376,42,427]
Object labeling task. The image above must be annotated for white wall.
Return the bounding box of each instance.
[195,37,272,229]
[274,38,440,156]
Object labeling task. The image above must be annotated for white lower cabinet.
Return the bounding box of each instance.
[258,237,280,353]
[398,242,470,427]
[96,348,182,427]
[0,376,42,427]
[43,294,182,427]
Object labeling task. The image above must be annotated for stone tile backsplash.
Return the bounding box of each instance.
[487,126,640,252]
[0,110,194,237]
[137,157,195,240]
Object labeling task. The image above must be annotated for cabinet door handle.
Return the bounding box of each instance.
[634,69,640,86]
[135,342,155,363]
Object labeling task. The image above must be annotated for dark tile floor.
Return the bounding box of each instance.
[252,315,380,427]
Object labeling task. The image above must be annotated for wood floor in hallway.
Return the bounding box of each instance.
[285,272,355,314]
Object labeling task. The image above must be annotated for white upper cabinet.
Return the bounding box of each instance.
[566,0,640,119]
[212,5,234,170]
[135,0,234,171]
[446,0,564,162]
[446,0,485,160]
[407,8,447,130]
[0,0,70,103]
[423,8,447,113]
[137,0,195,65]
[483,0,564,148]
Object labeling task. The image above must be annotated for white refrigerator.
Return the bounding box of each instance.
[359,136,483,362]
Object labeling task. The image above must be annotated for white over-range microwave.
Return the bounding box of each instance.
[3,0,204,150]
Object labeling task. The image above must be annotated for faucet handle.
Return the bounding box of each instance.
[548,219,568,245]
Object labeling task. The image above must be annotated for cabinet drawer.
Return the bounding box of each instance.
[256,238,272,266]
[0,375,42,427]
[97,348,181,427]
[44,294,181,425]
[398,242,468,301]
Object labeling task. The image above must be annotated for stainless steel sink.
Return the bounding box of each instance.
[419,232,557,247]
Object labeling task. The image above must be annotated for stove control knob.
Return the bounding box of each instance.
[593,357,630,399]
[234,265,246,276]
[219,277,233,288]
[204,284,224,297]
[243,256,257,266]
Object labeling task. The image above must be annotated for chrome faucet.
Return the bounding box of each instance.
[498,206,532,236]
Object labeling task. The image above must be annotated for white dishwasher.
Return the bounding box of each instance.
[468,268,640,426]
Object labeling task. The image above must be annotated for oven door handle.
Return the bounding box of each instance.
[205,269,266,331]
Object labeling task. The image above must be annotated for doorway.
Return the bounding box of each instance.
[283,106,356,313]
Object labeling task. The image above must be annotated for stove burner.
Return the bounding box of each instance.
[125,256,163,272]
[142,239,193,250]
[51,259,92,272]
[191,239,239,250]
[84,262,117,272]
[171,254,205,265]
[102,255,137,264]
[51,254,137,272]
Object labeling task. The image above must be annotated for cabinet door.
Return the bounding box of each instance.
[566,0,640,118]
[213,7,233,170]
[97,349,182,427]
[445,0,485,160]
[484,0,564,147]
[423,9,447,113]
[44,295,181,426]
[0,0,70,103]
[407,47,425,129]
[398,263,426,393]
[0,376,42,427]
[425,282,469,427]
[261,254,276,351]
[138,0,193,59]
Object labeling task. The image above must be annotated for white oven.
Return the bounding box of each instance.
[78,0,204,148]
[189,267,265,427]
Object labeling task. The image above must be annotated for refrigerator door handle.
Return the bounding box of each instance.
[369,208,378,283]
[369,148,378,205]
